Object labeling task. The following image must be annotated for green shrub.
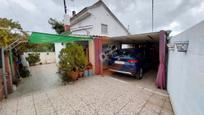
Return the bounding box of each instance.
[26,53,40,65]
[59,43,87,72]
[20,67,30,78]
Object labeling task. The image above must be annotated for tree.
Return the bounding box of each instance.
[0,18,25,47]
[48,18,65,34]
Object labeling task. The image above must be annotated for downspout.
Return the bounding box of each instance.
[1,48,8,98]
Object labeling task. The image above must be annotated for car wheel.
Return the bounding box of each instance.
[135,68,143,80]
[138,68,143,79]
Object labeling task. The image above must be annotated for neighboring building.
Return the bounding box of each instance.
[168,21,204,115]
[55,0,129,63]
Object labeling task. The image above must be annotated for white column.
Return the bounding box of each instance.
[88,40,95,74]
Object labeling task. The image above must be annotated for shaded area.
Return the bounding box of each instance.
[104,69,168,95]
[9,63,62,98]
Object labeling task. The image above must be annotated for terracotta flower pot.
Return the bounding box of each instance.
[67,71,78,80]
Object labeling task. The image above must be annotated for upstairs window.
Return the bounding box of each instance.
[101,24,108,34]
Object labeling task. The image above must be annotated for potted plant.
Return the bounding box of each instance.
[84,62,93,77]
[26,53,40,66]
[58,43,87,81]
[78,65,85,78]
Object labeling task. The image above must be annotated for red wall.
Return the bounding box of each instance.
[94,38,103,75]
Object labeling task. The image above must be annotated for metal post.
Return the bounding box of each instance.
[152,0,154,32]
[9,49,15,82]
[63,0,67,14]
[1,48,8,98]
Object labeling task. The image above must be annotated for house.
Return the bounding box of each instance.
[55,0,129,63]
[70,0,129,36]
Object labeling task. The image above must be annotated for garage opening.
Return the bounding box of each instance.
[101,30,170,90]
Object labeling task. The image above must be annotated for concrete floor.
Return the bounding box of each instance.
[9,63,62,98]
[104,69,168,95]
[0,64,174,115]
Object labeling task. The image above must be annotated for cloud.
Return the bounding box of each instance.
[0,0,203,36]
[9,0,38,13]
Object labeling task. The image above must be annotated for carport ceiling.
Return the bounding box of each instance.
[109,31,161,43]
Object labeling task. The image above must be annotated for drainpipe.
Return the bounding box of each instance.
[1,48,8,98]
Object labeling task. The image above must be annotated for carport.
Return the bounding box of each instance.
[98,30,170,89]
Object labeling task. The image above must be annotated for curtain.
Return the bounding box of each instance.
[94,38,103,75]
[156,30,167,89]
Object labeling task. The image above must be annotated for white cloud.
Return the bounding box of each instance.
[0,0,203,35]
[169,21,180,29]
[9,0,37,12]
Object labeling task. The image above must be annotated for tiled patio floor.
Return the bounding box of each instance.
[0,64,174,115]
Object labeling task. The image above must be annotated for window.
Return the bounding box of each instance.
[101,24,108,34]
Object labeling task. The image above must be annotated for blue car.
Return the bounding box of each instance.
[108,49,144,79]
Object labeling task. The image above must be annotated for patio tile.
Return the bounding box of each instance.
[141,102,162,113]
[0,109,17,115]
[139,109,160,115]
[34,98,56,115]
[76,105,96,115]
[0,64,173,115]
[17,108,36,115]
[0,101,2,112]
[55,108,76,115]
[18,95,34,107]
[118,100,145,115]
[163,99,173,111]
[135,90,153,102]
[148,94,166,107]
[17,95,36,115]
[33,91,49,103]
[0,99,18,115]
[160,108,174,115]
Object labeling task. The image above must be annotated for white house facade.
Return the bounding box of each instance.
[70,0,129,36]
[55,0,129,63]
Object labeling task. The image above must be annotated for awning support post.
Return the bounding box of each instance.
[9,49,15,82]
[1,48,8,98]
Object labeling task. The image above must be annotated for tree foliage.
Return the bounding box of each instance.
[0,18,54,52]
[18,43,55,52]
[0,18,25,47]
[48,18,65,34]
[26,53,40,65]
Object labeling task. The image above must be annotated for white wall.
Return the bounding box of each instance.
[167,21,204,115]
[71,4,128,37]
[24,52,56,64]
[54,43,65,64]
